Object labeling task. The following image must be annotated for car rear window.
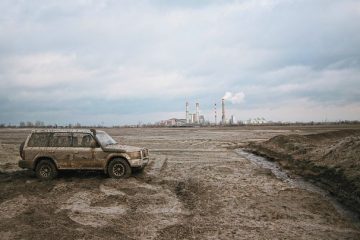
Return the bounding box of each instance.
[28,133,51,147]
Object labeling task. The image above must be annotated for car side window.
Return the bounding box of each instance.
[72,133,94,148]
[28,133,51,147]
[48,133,72,147]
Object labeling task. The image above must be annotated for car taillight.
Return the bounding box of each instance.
[143,148,148,157]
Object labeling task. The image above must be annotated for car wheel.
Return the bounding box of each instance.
[35,160,58,180]
[108,158,131,179]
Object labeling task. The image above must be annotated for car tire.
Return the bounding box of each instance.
[35,160,58,180]
[108,158,131,179]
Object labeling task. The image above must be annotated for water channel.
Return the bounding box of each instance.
[235,149,360,226]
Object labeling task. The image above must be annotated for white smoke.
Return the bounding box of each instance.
[223,91,245,104]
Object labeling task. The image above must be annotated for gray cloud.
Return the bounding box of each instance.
[0,0,359,124]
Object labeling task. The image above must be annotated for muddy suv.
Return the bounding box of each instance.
[18,129,149,180]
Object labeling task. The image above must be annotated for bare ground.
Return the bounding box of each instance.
[0,126,360,239]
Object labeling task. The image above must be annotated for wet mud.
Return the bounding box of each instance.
[1,126,360,239]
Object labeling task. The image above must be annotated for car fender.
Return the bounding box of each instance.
[104,153,131,173]
[33,154,60,170]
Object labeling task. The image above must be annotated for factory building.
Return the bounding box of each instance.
[229,115,237,125]
[185,102,204,125]
[159,98,231,126]
[199,115,205,125]
[160,118,187,127]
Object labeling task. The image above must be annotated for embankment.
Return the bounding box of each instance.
[246,129,360,215]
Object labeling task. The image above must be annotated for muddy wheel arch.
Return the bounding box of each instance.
[33,156,58,170]
[19,141,25,159]
[104,155,130,174]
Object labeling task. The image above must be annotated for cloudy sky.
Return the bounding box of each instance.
[0,0,359,125]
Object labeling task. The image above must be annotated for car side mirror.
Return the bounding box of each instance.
[90,140,97,148]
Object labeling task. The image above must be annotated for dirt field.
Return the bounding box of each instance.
[1,126,360,239]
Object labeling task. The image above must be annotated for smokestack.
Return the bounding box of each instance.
[221,98,226,125]
[186,102,189,123]
[214,103,217,125]
[195,103,200,124]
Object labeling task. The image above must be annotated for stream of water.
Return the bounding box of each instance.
[235,149,360,225]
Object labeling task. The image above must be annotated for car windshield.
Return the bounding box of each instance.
[95,131,117,146]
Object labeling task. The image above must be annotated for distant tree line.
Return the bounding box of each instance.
[114,120,360,128]
[0,120,359,128]
[0,121,107,128]
[19,121,45,128]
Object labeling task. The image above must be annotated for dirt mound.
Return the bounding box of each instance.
[307,129,360,142]
[247,129,360,215]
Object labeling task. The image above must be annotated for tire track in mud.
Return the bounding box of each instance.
[154,178,210,240]
[52,157,190,239]
[130,153,212,239]
[0,157,186,239]
[151,150,234,239]
[145,155,168,177]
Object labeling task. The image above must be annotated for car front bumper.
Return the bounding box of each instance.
[130,157,149,167]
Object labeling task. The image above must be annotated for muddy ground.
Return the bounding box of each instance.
[246,128,360,216]
[1,126,360,239]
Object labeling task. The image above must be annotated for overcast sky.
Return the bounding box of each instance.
[0,0,359,125]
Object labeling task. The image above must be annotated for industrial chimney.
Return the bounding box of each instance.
[214,103,217,125]
[221,98,226,125]
[186,102,189,123]
[195,102,200,124]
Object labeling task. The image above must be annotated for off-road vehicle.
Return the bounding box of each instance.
[18,129,149,180]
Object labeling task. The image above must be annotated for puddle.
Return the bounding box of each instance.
[235,149,360,225]
[235,149,292,184]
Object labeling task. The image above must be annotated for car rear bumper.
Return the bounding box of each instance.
[18,160,32,169]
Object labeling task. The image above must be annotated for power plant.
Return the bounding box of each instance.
[159,98,234,126]
[184,99,226,125]
[157,98,270,127]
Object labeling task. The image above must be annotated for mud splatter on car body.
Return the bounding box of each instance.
[18,129,149,179]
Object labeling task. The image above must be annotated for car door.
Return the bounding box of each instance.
[72,133,97,169]
[48,132,73,168]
